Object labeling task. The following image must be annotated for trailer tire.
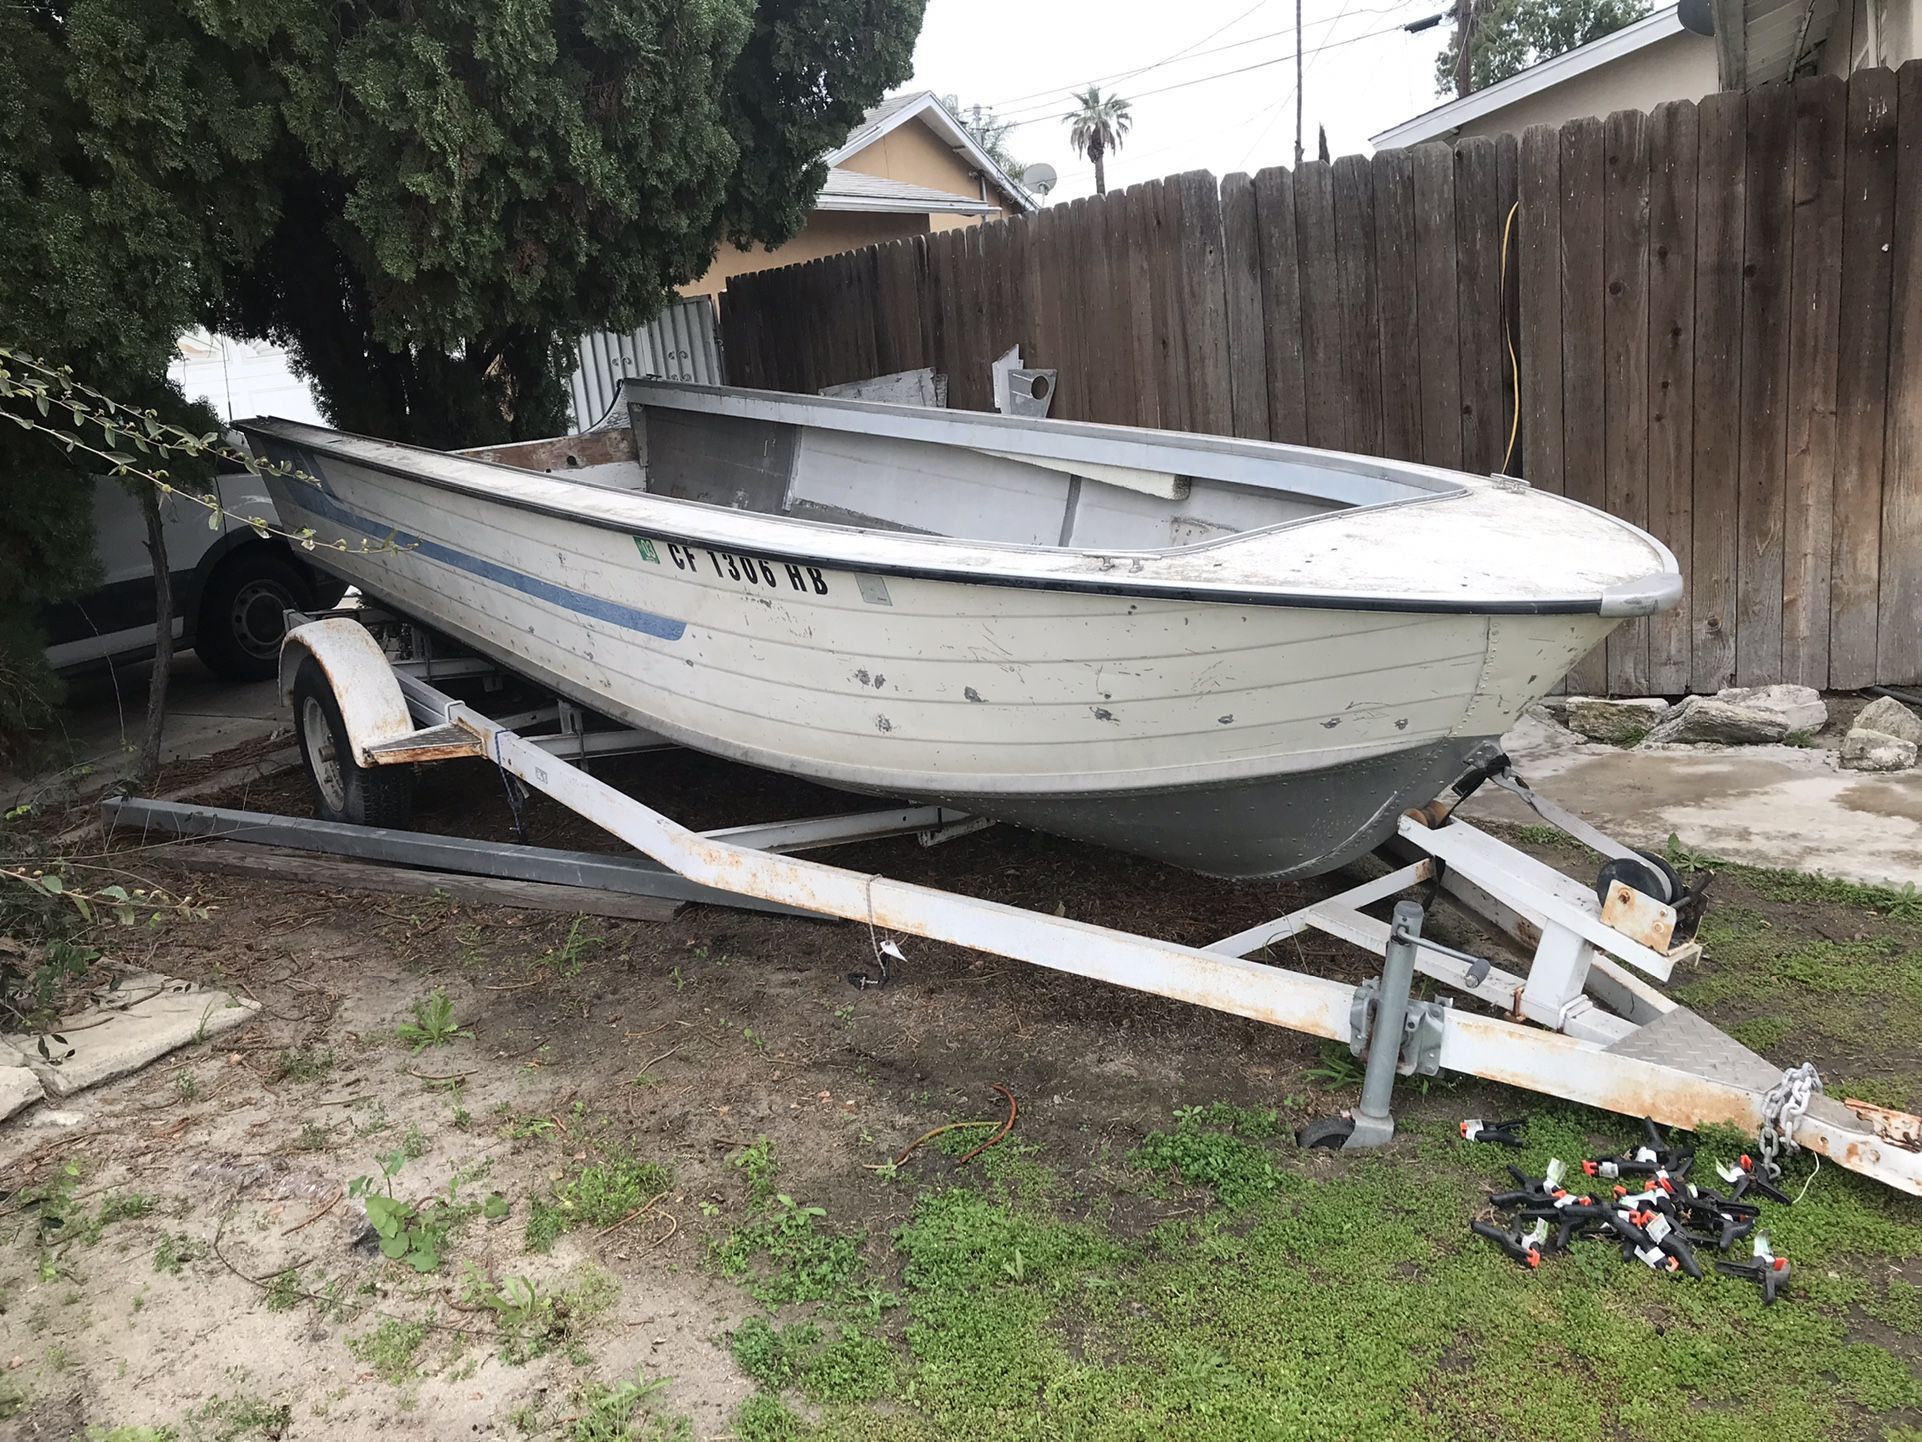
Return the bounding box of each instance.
[292,655,415,828]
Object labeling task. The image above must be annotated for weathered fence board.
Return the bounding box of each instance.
[1603,108,1652,694]
[1882,61,1922,686]
[1645,100,1699,696]
[1560,118,1610,694]
[715,65,1922,692]
[1833,68,1899,688]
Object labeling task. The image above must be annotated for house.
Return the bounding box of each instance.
[1372,0,1917,148]
[682,91,1036,298]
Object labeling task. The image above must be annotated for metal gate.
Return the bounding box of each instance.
[566,297,724,430]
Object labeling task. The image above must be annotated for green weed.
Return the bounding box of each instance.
[566,1373,689,1442]
[346,1318,429,1385]
[394,988,472,1052]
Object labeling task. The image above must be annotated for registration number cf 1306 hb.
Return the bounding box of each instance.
[650,538,830,595]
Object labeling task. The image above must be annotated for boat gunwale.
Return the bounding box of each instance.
[238,413,1677,618]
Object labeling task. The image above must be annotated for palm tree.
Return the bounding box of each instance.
[1062,86,1133,197]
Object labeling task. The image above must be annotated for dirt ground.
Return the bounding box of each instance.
[4,742,1922,1441]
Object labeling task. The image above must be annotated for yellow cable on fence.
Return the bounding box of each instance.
[1498,200,1521,475]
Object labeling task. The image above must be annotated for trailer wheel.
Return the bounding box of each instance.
[292,655,415,827]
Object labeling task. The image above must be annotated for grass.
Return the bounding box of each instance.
[346,1318,429,1385]
[709,1116,1922,1442]
[566,1373,689,1442]
[394,988,472,1052]
[524,1152,674,1253]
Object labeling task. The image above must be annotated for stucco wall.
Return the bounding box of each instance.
[682,212,930,299]
[1453,30,1719,138]
[683,114,1013,297]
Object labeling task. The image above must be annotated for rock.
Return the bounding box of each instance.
[1841,729,1918,772]
[1561,696,1672,744]
[1854,695,1922,747]
[1645,696,1791,746]
[1713,683,1827,736]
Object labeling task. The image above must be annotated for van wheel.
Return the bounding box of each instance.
[196,550,310,681]
[292,655,415,827]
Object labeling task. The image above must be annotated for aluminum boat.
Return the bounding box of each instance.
[241,380,1678,878]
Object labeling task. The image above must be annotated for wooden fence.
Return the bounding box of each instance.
[720,62,1922,694]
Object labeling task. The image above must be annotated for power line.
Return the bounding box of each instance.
[998,16,1418,132]
[991,0,1445,117]
[987,0,1273,109]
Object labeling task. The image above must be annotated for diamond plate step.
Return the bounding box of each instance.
[1605,1006,1864,1131]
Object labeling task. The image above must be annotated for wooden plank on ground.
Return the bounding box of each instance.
[1373,149,1423,462]
[1831,68,1899,688]
[1294,160,1343,449]
[1454,136,1505,474]
[1646,100,1700,695]
[1603,108,1652,695]
[1124,185,1162,428]
[176,844,682,922]
[1252,166,1306,443]
[1518,125,1564,494]
[1179,171,1235,435]
[1883,60,1922,684]
[1411,143,1463,471]
[1221,171,1272,439]
[1560,117,1609,693]
[1737,83,1794,686]
[1782,75,1846,690]
[1691,91,1747,693]
[1333,154,1383,456]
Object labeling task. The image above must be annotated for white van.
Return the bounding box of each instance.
[42,463,346,682]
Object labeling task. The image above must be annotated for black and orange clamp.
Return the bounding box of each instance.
[1717,1154,1793,1205]
[1715,1237,1791,1304]
[1460,1117,1527,1148]
[1471,1217,1549,1271]
[1491,1159,1569,1209]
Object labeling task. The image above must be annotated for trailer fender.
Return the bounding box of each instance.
[280,618,416,765]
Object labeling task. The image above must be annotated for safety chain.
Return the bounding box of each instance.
[1756,1062,1824,1183]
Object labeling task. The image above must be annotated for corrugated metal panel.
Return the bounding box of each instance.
[566,297,725,430]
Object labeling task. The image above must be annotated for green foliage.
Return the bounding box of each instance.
[346,1318,429,1385]
[1061,85,1132,194]
[714,1193,862,1307]
[1130,1115,1283,1215]
[394,988,472,1052]
[152,1232,201,1274]
[460,1263,618,1364]
[730,1317,895,1403]
[348,1149,503,1272]
[567,1373,690,1442]
[1437,0,1649,95]
[524,1151,671,1251]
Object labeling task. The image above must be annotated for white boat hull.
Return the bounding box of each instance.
[252,437,1615,877]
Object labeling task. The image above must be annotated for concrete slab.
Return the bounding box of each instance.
[0,1059,44,1121]
[1,654,287,810]
[1476,718,1922,887]
[5,979,259,1099]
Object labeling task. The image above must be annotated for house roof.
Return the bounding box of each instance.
[816,167,998,216]
[1372,0,1842,148]
[1371,6,1689,147]
[827,90,1038,212]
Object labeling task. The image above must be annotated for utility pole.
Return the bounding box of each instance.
[1454,0,1475,96]
[1295,0,1305,167]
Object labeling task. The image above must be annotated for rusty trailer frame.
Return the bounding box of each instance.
[276,613,1922,1196]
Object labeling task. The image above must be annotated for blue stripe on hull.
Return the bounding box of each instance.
[294,482,687,642]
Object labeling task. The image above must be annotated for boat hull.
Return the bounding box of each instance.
[255,438,1617,878]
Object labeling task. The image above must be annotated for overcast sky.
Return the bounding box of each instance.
[905,0,1457,202]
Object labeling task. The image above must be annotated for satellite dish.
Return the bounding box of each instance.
[1678,0,1715,36]
[1023,162,1057,197]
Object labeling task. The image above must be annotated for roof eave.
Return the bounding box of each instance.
[814,196,997,216]
[1370,5,1690,148]
[827,90,1039,213]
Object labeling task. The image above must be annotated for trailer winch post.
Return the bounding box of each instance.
[1346,900,1426,1150]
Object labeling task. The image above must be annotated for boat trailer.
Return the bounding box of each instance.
[107,610,1922,1196]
